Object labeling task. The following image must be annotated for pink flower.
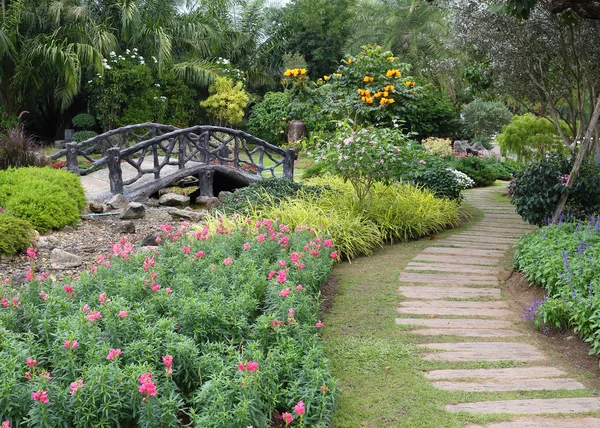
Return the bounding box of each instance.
[70,379,84,395]
[288,308,295,317]
[290,252,300,263]
[82,304,90,313]
[310,249,319,257]
[25,267,33,282]
[256,234,266,243]
[194,251,205,259]
[87,310,102,322]
[26,247,37,260]
[1,299,7,308]
[26,358,37,368]
[2,420,10,428]
[151,282,161,292]
[277,270,287,284]
[281,412,294,425]
[143,256,155,271]
[330,251,339,260]
[118,310,128,318]
[320,385,329,393]
[155,236,162,243]
[419,159,426,165]
[323,239,333,248]
[295,284,303,291]
[39,290,48,302]
[223,257,233,265]
[162,354,173,375]
[278,260,287,269]
[296,263,306,270]
[165,287,173,294]
[98,293,109,305]
[39,371,52,381]
[138,373,157,400]
[243,242,251,251]
[64,285,74,297]
[315,321,324,328]
[106,348,122,360]
[294,401,305,416]
[182,245,192,255]
[237,361,259,372]
[25,372,31,380]
[279,288,290,297]
[64,340,79,350]
[268,270,276,280]
[31,390,48,404]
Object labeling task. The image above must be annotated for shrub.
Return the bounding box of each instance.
[247,92,289,145]
[72,130,98,143]
[0,220,336,426]
[509,154,600,226]
[0,214,34,255]
[480,156,513,180]
[451,155,498,187]
[0,126,48,170]
[462,99,513,142]
[403,85,461,140]
[409,159,467,201]
[71,114,96,130]
[422,137,453,158]
[200,77,250,127]
[0,167,86,232]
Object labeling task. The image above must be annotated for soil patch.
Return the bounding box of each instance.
[319,275,340,315]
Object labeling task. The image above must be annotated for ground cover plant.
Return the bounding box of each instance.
[514,217,600,355]
[0,167,86,233]
[0,219,337,427]
[0,214,34,256]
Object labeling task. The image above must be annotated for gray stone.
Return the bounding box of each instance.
[432,378,585,392]
[158,193,190,206]
[397,285,501,299]
[37,236,57,250]
[107,193,128,209]
[167,208,206,222]
[88,202,105,213]
[11,270,27,285]
[425,367,566,380]
[114,221,135,234]
[62,225,75,233]
[446,398,600,414]
[409,328,521,337]
[50,248,83,268]
[145,198,160,207]
[395,318,513,329]
[218,191,232,201]
[476,417,600,427]
[396,300,511,317]
[195,195,221,208]
[119,202,145,220]
[398,272,498,285]
[141,234,159,246]
[417,342,545,362]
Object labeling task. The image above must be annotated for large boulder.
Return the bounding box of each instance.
[107,194,128,209]
[159,193,190,206]
[195,195,220,208]
[119,202,146,220]
[167,208,206,222]
[50,248,83,269]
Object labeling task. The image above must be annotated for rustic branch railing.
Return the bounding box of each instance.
[52,124,297,195]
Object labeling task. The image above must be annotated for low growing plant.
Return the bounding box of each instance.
[0,127,48,170]
[0,214,34,255]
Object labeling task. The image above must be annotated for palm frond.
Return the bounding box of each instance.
[172,58,220,87]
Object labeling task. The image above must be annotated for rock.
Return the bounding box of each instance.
[158,193,190,206]
[11,270,27,285]
[195,195,221,208]
[107,194,128,209]
[50,248,83,268]
[114,221,135,234]
[472,141,486,152]
[145,198,159,207]
[167,208,206,222]
[141,234,159,246]
[38,236,57,250]
[218,191,232,201]
[63,226,75,233]
[89,202,105,213]
[175,176,199,186]
[158,186,198,197]
[119,202,146,220]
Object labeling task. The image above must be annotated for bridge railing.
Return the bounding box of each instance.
[53,124,297,195]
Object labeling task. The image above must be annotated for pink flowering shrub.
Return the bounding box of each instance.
[0,218,336,427]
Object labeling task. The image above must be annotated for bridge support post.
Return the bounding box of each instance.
[196,169,214,197]
[283,149,297,179]
[65,143,80,175]
[107,147,124,195]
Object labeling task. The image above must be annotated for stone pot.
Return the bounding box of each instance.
[287,120,307,144]
[64,128,74,142]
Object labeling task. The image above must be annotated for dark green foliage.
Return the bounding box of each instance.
[509,154,600,226]
[480,156,514,180]
[462,99,513,141]
[71,113,96,130]
[409,159,463,200]
[404,85,461,139]
[72,130,98,142]
[0,167,86,232]
[247,92,289,145]
[0,126,48,170]
[451,155,497,187]
[219,178,325,216]
[0,214,34,255]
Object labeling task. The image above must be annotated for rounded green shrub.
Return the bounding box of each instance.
[0,214,34,255]
[0,167,86,232]
[247,91,289,145]
[72,113,96,130]
[72,130,98,143]
[509,154,600,226]
[451,155,498,187]
[409,158,464,200]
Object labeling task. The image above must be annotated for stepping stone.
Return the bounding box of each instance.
[434,241,511,250]
[461,231,528,238]
[446,397,600,414]
[399,272,497,285]
[396,301,511,317]
[397,285,501,299]
[413,254,498,266]
[425,366,566,380]
[446,235,518,244]
[422,247,504,258]
[432,378,585,392]
[468,417,600,427]
[418,342,545,361]
[405,263,497,275]
[395,318,513,329]
[410,328,521,337]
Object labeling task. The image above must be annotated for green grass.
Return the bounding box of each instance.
[321,200,600,427]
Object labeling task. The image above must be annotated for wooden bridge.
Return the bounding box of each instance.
[52,123,297,201]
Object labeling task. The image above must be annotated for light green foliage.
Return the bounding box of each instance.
[0,167,85,232]
[0,214,34,255]
[462,99,513,141]
[497,113,567,162]
[247,92,289,144]
[200,77,250,127]
[281,52,308,71]
[422,137,453,157]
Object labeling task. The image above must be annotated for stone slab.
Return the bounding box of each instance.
[460,231,527,238]
[446,397,600,414]
[405,263,498,275]
[395,318,513,329]
[432,378,585,392]
[470,417,600,427]
[434,241,512,250]
[446,235,517,244]
[399,272,497,285]
[410,328,521,337]
[397,285,501,299]
[396,305,511,317]
[413,254,498,266]
[425,367,566,380]
[418,342,545,361]
[422,247,504,258]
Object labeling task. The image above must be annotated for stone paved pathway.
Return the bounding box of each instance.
[396,186,600,427]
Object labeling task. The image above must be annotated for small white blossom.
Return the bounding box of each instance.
[133,48,138,52]
[109,51,116,57]
[103,64,112,70]
[155,83,160,87]
[125,49,130,54]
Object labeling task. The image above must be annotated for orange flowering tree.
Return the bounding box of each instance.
[319,44,421,126]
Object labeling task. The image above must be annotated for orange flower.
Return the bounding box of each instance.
[383,91,389,97]
[363,75,374,83]
[384,85,395,92]
[387,56,396,61]
[361,96,366,102]
[323,75,330,81]
[380,98,387,105]
[347,58,353,64]
[283,70,292,77]
[386,69,401,78]
[387,98,395,104]
[405,80,416,88]
[365,97,373,104]
[374,92,383,98]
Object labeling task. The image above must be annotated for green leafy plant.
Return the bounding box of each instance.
[409,158,467,201]
[72,130,98,143]
[71,114,96,130]
[200,77,250,127]
[462,99,513,143]
[0,214,34,255]
[509,154,600,226]
[422,137,453,158]
[0,167,86,232]
[0,126,48,170]
[451,155,498,187]
[247,92,289,145]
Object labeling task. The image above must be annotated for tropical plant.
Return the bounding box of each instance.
[422,137,453,157]
[200,77,250,127]
[71,114,96,130]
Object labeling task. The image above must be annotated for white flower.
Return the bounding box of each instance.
[109,51,116,57]
[133,48,138,52]
[103,64,112,70]
[155,83,160,87]
[160,96,166,100]
[138,56,143,60]
[125,49,130,54]
[87,80,92,84]
[222,59,230,64]
[152,56,157,63]
[131,55,136,58]
[102,58,107,63]
[140,61,145,65]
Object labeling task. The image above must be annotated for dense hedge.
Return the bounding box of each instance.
[0,167,86,232]
[0,220,337,426]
